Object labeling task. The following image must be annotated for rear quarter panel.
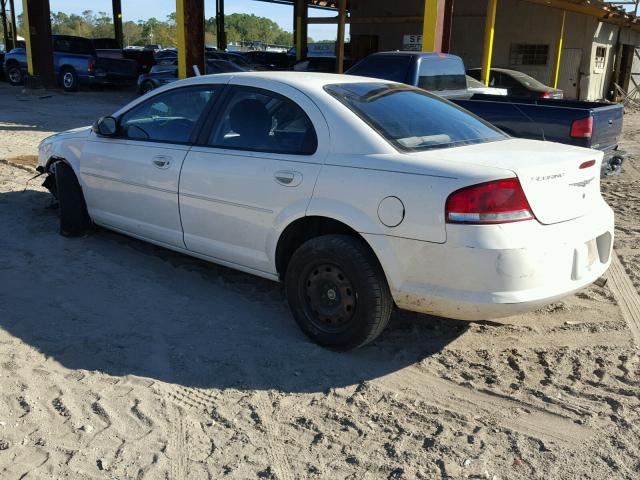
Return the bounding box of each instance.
[307,153,512,244]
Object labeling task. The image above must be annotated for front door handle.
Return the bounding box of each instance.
[152,155,171,169]
[274,170,302,187]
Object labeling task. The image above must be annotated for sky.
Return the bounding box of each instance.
[14,0,341,41]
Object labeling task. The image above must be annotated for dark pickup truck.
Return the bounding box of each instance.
[3,35,138,92]
[92,38,156,74]
[347,52,625,176]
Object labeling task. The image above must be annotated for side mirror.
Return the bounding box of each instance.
[93,116,118,137]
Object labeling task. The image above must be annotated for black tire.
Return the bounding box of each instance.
[54,162,91,237]
[285,234,393,351]
[141,80,155,94]
[7,63,23,86]
[60,67,79,92]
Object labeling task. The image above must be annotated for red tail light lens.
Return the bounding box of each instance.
[570,117,593,138]
[540,91,551,98]
[446,178,535,224]
[579,159,596,169]
[88,59,96,73]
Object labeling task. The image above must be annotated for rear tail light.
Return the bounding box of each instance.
[88,59,96,73]
[579,159,596,169]
[570,117,593,139]
[446,178,535,224]
[540,91,551,99]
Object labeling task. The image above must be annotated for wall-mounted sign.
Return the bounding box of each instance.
[403,34,422,51]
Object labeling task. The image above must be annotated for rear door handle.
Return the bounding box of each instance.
[274,170,302,187]
[152,155,171,169]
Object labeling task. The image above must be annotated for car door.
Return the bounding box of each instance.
[179,81,329,275]
[80,85,218,247]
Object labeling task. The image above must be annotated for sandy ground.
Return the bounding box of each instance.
[0,82,639,479]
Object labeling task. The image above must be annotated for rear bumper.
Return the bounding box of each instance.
[364,200,614,320]
[602,148,625,177]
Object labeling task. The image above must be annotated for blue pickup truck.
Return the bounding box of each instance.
[3,35,138,92]
[347,52,625,176]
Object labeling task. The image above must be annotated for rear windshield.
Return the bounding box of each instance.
[508,71,548,89]
[325,82,507,152]
[346,55,412,83]
[418,56,467,91]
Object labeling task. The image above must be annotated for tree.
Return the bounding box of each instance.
[22,10,295,49]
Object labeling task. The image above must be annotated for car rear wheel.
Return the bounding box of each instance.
[54,162,91,237]
[60,67,79,92]
[285,234,393,351]
[141,80,155,94]
[7,64,23,86]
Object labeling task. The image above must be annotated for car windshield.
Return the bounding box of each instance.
[325,82,507,151]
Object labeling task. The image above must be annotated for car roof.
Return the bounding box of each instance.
[177,71,388,93]
[468,67,525,76]
[369,51,459,59]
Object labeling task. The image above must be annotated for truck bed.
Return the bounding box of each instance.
[452,94,623,152]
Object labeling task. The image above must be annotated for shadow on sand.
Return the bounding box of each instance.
[0,189,469,393]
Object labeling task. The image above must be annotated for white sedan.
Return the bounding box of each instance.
[37,72,614,350]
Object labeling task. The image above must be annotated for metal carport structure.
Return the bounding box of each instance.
[10,0,640,88]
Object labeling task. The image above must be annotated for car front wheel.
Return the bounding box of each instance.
[285,234,393,351]
[7,64,23,85]
[54,162,91,236]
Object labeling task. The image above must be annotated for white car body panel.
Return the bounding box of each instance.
[37,71,615,321]
[80,139,188,247]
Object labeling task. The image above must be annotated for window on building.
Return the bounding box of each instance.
[509,44,549,66]
[594,46,607,69]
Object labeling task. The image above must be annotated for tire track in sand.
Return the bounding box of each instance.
[168,404,187,480]
[376,366,593,447]
[607,253,640,346]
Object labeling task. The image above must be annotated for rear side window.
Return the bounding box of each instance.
[417,56,467,91]
[325,82,507,152]
[119,87,215,143]
[347,55,412,83]
[208,87,317,155]
[54,37,93,54]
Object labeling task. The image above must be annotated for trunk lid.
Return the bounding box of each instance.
[413,138,603,225]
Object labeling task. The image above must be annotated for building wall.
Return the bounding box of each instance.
[348,0,635,101]
[450,0,622,100]
[349,0,424,52]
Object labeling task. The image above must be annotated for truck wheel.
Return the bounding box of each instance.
[7,64,23,86]
[54,162,91,237]
[141,80,155,94]
[285,234,393,351]
[60,67,79,92]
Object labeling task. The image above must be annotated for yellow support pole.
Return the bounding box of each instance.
[21,0,33,75]
[176,0,187,79]
[422,0,442,52]
[481,0,498,86]
[552,10,566,88]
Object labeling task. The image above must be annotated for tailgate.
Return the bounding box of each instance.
[590,103,623,150]
[95,58,139,82]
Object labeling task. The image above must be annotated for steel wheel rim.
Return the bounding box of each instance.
[300,262,357,333]
[63,72,74,88]
[9,68,20,83]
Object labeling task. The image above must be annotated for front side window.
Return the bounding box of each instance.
[119,87,215,143]
[208,88,317,155]
[325,82,507,152]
